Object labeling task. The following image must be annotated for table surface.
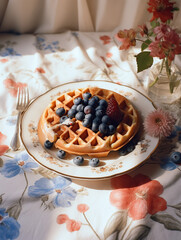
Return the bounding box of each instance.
[0,31,181,240]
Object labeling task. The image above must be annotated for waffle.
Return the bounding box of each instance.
[38,87,140,157]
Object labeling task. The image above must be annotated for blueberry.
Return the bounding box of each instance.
[85,113,94,120]
[68,108,77,118]
[126,142,135,153]
[71,104,77,110]
[170,151,181,163]
[84,105,94,115]
[96,109,104,118]
[56,107,65,117]
[83,92,91,100]
[83,99,89,106]
[60,115,68,123]
[108,124,116,135]
[93,116,102,124]
[76,104,85,112]
[82,117,92,127]
[88,98,98,107]
[44,140,53,149]
[99,99,108,109]
[73,156,84,165]
[89,158,100,167]
[92,96,99,103]
[75,112,85,121]
[99,123,109,135]
[91,121,99,132]
[96,105,106,112]
[118,146,128,156]
[102,115,111,124]
[57,149,66,159]
[74,97,82,105]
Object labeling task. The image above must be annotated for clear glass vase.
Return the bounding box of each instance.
[147,59,181,104]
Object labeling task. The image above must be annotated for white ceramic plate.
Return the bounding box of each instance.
[21,80,159,180]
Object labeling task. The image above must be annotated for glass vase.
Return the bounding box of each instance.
[147,59,181,105]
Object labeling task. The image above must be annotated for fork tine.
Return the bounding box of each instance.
[25,87,29,106]
[16,87,20,109]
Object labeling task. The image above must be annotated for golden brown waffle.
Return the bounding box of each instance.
[38,87,140,157]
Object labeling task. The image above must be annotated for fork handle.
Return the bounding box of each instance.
[10,112,21,151]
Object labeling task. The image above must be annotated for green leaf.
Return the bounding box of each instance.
[169,78,180,94]
[141,39,152,51]
[151,213,181,231]
[104,210,128,239]
[136,51,153,73]
[124,225,150,240]
[150,20,159,28]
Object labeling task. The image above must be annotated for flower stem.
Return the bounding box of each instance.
[149,58,165,87]
[3,154,14,158]
[83,212,101,240]
[19,171,29,204]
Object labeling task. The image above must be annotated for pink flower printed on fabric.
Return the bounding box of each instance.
[77,203,89,213]
[0,58,8,63]
[56,203,100,238]
[0,132,9,156]
[57,214,81,232]
[3,78,27,97]
[110,174,167,220]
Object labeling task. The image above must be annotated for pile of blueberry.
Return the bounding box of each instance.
[56,92,117,136]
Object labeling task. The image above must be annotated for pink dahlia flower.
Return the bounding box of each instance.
[144,109,176,138]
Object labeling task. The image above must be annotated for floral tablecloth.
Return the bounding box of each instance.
[0,31,181,240]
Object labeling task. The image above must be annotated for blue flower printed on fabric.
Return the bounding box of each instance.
[28,176,77,207]
[160,156,180,171]
[160,126,181,171]
[0,208,20,240]
[167,125,181,142]
[0,41,21,57]
[0,152,38,178]
[35,35,61,52]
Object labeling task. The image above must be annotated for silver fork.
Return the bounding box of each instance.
[10,87,29,151]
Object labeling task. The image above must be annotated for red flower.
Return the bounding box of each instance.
[110,174,167,220]
[147,0,176,22]
[100,35,111,45]
[149,24,181,61]
[116,29,136,50]
[0,132,9,156]
[3,78,27,97]
[149,41,166,59]
[66,219,82,232]
[0,58,8,63]
[56,214,69,224]
[77,204,89,213]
